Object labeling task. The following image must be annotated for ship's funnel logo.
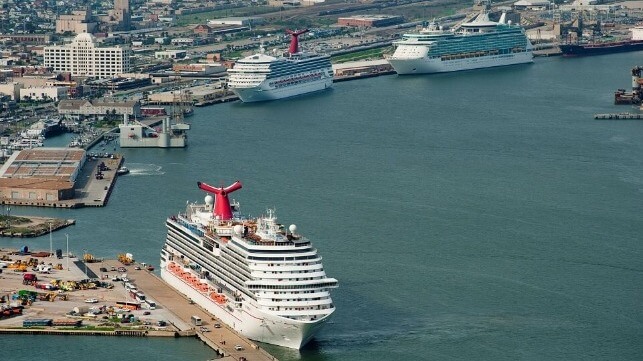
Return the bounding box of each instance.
[286,29,309,55]
[197,181,242,220]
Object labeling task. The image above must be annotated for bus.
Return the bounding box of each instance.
[191,315,202,326]
[135,292,146,302]
[116,300,141,310]
[144,299,156,310]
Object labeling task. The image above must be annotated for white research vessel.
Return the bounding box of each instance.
[160,180,338,349]
[227,29,333,102]
[388,10,533,74]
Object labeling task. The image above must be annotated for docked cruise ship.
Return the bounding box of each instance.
[160,181,338,349]
[227,29,334,102]
[388,10,533,74]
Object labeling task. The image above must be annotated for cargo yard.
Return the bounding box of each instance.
[0,248,277,361]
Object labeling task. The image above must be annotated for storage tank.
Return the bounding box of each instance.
[73,306,89,314]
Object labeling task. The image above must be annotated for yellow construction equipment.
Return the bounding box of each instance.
[117,253,133,265]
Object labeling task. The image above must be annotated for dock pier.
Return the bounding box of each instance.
[594,113,643,120]
[85,259,279,361]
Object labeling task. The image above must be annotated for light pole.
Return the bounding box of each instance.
[83,249,87,276]
[49,222,53,258]
[65,234,69,271]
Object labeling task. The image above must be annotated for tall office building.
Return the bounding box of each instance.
[43,33,131,78]
[113,0,132,31]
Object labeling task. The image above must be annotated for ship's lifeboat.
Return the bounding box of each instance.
[209,293,227,304]
[198,283,209,292]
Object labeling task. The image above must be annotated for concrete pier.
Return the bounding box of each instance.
[0,153,123,209]
[594,113,643,120]
[85,259,278,361]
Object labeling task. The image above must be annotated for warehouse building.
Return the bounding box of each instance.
[337,15,404,28]
[0,148,87,202]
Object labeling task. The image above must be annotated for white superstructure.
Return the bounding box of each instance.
[227,30,333,102]
[388,11,533,75]
[160,181,338,349]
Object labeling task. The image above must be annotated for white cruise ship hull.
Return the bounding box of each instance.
[389,52,533,75]
[160,263,332,349]
[231,77,333,103]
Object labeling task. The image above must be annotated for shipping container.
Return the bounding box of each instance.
[23,318,52,327]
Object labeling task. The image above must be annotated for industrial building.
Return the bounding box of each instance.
[58,99,141,119]
[55,9,97,34]
[207,17,265,26]
[0,148,87,202]
[337,15,404,28]
[155,50,187,60]
[19,86,69,101]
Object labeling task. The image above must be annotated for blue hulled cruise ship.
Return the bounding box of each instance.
[388,9,533,75]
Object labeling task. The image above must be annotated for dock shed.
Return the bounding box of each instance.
[0,148,86,202]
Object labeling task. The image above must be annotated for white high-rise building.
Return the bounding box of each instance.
[43,33,131,78]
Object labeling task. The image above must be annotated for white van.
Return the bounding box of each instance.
[191,315,202,326]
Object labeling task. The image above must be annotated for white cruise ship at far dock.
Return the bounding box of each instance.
[227,29,334,102]
[388,7,533,75]
[160,180,338,349]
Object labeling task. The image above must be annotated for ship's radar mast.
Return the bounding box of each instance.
[197,181,242,220]
[286,29,309,55]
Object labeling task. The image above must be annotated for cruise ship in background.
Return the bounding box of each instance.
[160,181,338,349]
[227,29,334,102]
[388,8,533,75]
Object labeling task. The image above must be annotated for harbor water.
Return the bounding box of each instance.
[2,52,643,361]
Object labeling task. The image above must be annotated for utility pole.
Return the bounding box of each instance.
[65,234,69,270]
[49,222,53,257]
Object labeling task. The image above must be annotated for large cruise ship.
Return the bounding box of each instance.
[160,181,338,349]
[388,10,533,75]
[227,29,334,102]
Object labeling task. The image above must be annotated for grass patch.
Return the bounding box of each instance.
[331,46,394,63]
[0,215,30,224]
[0,216,69,236]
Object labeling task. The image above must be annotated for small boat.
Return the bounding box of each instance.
[116,167,129,175]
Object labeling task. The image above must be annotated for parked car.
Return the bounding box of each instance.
[234,345,243,351]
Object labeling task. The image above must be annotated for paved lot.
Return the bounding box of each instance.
[89,259,277,361]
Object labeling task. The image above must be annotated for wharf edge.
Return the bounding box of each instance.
[87,259,279,361]
[0,256,278,361]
